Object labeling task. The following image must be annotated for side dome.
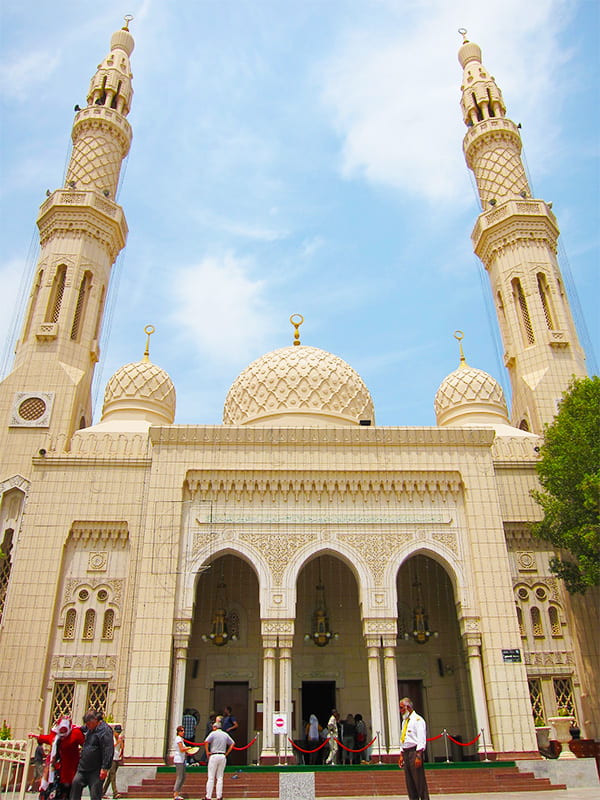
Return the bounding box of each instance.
[223,345,375,427]
[434,362,508,427]
[102,359,176,425]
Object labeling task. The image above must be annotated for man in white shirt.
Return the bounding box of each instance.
[397,697,430,800]
[203,719,234,800]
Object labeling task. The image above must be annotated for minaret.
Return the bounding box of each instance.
[458,32,587,434]
[0,19,134,452]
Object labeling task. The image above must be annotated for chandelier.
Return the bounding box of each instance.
[305,561,338,647]
[201,567,238,647]
[403,578,438,645]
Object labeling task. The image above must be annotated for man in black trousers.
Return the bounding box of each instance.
[397,697,430,800]
[70,709,114,800]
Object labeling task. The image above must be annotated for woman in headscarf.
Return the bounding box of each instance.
[29,717,85,799]
[304,714,323,765]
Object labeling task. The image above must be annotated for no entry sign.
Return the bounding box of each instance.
[272,712,288,735]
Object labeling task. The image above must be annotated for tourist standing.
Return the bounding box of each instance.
[397,697,430,800]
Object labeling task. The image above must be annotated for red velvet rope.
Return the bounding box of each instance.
[287,735,376,754]
[183,736,257,752]
[426,733,444,741]
[333,735,377,753]
[287,738,329,754]
[446,732,481,747]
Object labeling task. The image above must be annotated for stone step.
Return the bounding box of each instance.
[124,764,567,797]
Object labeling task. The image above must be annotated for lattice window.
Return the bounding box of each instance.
[0,529,14,623]
[101,609,115,640]
[531,606,544,637]
[45,265,67,324]
[71,271,92,341]
[51,682,75,723]
[548,606,562,637]
[63,608,77,639]
[516,605,525,637]
[528,678,545,725]
[83,609,96,640]
[553,677,575,718]
[512,277,535,345]
[86,682,108,714]
[537,273,555,330]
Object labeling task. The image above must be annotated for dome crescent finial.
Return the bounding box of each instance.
[123,14,134,31]
[454,329,467,366]
[143,324,155,362]
[458,27,468,42]
[290,314,304,346]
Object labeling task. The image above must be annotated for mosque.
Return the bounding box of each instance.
[0,19,597,768]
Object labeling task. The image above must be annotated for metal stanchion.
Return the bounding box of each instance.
[376,732,382,764]
[480,728,490,762]
[443,728,451,763]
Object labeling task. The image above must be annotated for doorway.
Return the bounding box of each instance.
[302,680,336,729]
[213,681,249,765]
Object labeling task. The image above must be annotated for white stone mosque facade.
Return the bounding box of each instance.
[0,21,597,766]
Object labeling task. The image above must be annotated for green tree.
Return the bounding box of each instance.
[531,376,600,593]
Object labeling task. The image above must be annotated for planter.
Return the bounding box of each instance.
[535,726,551,751]
[547,716,576,759]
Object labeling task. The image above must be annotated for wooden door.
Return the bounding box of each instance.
[213,681,249,765]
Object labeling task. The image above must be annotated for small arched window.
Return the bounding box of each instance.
[45,265,67,324]
[531,606,543,637]
[64,608,77,639]
[548,606,562,637]
[71,271,92,341]
[512,277,535,345]
[83,609,96,640]
[537,272,556,330]
[101,609,115,640]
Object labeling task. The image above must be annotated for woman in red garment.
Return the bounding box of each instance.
[29,717,85,799]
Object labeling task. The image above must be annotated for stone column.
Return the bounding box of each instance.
[169,621,191,756]
[261,634,278,759]
[279,634,294,763]
[382,638,401,752]
[464,631,493,755]
[365,636,385,759]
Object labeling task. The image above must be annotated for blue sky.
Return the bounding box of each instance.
[1,0,598,426]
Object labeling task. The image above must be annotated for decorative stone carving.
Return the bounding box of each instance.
[432,532,458,554]
[342,533,410,584]
[239,533,313,585]
[262,620,294,635]
[88,552,108,571]
[516,551,537,571]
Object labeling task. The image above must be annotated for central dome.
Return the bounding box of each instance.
[223,345,375,427]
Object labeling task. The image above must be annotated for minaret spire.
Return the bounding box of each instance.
[0,21,135,452]
[458,33,587,434]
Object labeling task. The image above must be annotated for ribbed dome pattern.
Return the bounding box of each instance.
[102,360,175,424]
[434,363,508,426]
[223,345,374,426]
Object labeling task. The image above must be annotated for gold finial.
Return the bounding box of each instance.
[143,324,155,362]
[123,14,134,31]
[454,330,468,366]
[290,314,304,346]
[458,28,468,43]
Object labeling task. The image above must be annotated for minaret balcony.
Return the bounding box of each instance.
[73,105,132,154]
[471,198,559,263]
[37,189,128,260]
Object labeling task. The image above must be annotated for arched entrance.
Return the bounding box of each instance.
[187,553,260,764]
[294,553,368,754]
[396,553,476,760]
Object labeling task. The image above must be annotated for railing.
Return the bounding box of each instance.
[0,739,32,800]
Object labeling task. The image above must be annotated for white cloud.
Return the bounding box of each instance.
[169,253,275,364]
[0,49,61,100]
[319,0,573,202]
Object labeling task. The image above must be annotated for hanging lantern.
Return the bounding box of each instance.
[202,575,238,647]
[403,578,438,645]
[305,566,338,647]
